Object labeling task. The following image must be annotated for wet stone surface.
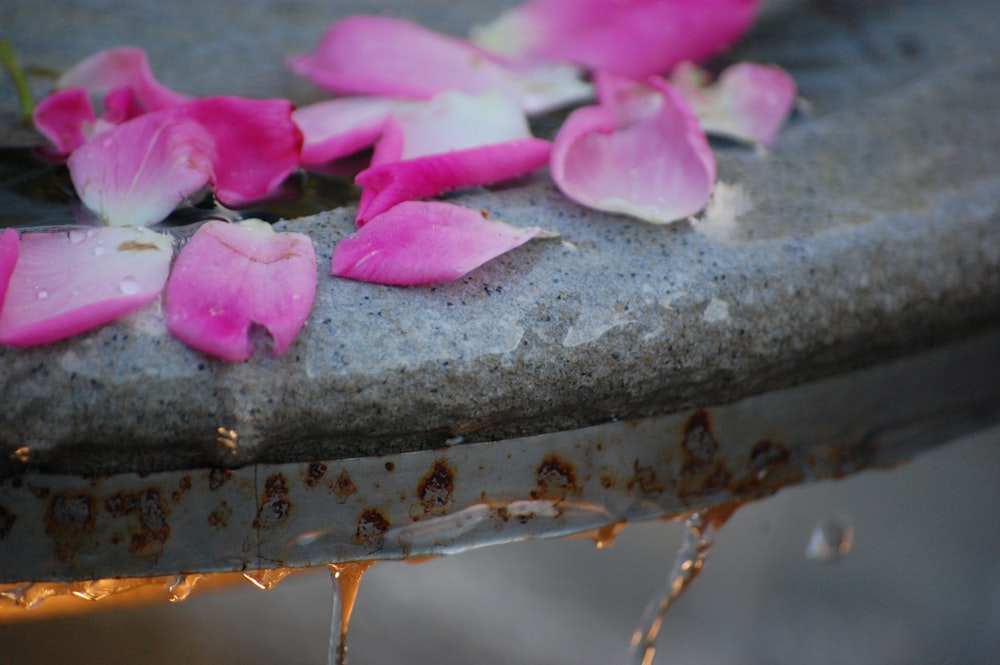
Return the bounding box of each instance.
[0,0,999,476]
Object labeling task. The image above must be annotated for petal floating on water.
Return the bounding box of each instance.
[332,200,556,285]
[472,0,760,79]
[551,76,716,224]
[0,227,172,347]
[166,220,317,362]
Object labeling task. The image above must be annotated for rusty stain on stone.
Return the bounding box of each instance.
[354,508,390,550]
[628,461,666,495]
[533,455,579,500]
[416,459,455,516]
[254,473,291,529]
[105,489,171,559]
[172,475,192,502]
[45,493,97,562]
[208,501,233,529]
[303,461,327,488]
[677,409,732,500]
[209,468,233,491]
[331,469,358,504]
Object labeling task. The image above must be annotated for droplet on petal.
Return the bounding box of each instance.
[551,75,716,224]
[67,110,215,226]
[472,0,761,80]
[331,200,557,286]
[670,61,797,147]
[165,220,317,362]
[0,227,172,347]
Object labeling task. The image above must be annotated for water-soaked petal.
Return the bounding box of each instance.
[332,200,556,285]
[68,110,215,227]
[294,97,400,168]
[179,97,303,206]
[32,88,99,154]
[671,61,797,147]
[356,91,551,223]
[57,46,191,113]
[166,220,317,362]
[473,0,760,79]
[288,15,589,114]
[0,227,172,347]
[551,76,715,224]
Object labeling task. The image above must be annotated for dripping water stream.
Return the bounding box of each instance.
[326,561,375,665]
[628,505,738,665]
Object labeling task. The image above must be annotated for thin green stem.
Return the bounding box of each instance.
[0,39,35,124]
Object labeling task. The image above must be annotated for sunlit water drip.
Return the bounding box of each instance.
[629,505,738,665]
[805,516,854,563]
[243,568,293,590]
[0,146,361,229]
[166,574,204,602]
[327,561,376,665]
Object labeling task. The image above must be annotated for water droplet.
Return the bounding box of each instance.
[93,244,106,257]
[36,289,48,300]
[68,229,86,244]
[85,229,98,238]
[327,562,375,665]
[119,275,140,295]
[806,516,854,563]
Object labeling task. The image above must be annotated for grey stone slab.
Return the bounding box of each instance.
[1,0,998,476]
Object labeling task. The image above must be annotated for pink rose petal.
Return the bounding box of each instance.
[166,220,317,362]
[294,97,400,168]
[32,88,98,154]
[0,228,19,312]
[289,15,589,114]
[0,227,173,347]
[355,91,551,223]
[551,76,716,224]
[179,97,303,206]
[57,46,191,113]
[332,200,556,285]
[671,61,797,147]
[67,111,215,227]
[356,139,551,224]
[473,0,760,79]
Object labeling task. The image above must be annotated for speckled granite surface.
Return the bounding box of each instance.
[1,0,998,475]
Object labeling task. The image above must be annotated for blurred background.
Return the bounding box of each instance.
[1,426,996,664]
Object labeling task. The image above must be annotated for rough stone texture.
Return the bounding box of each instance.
[0,0,998,475]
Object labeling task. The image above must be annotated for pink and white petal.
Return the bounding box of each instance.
[551,80,715,224]
[68,111,215,227]
[332,201,556,286]
[180,97,303,206]
[57,46,191,112]
[356,138,552,223]
[0,227,172,347]
[294,97,400,168]
[32,88,97,154]
[166,220,317,362]
[673,62,797,146]
[378,91,535,165]
[0,228,19,312]
[288,15,588,114]
[473,0,760,79]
